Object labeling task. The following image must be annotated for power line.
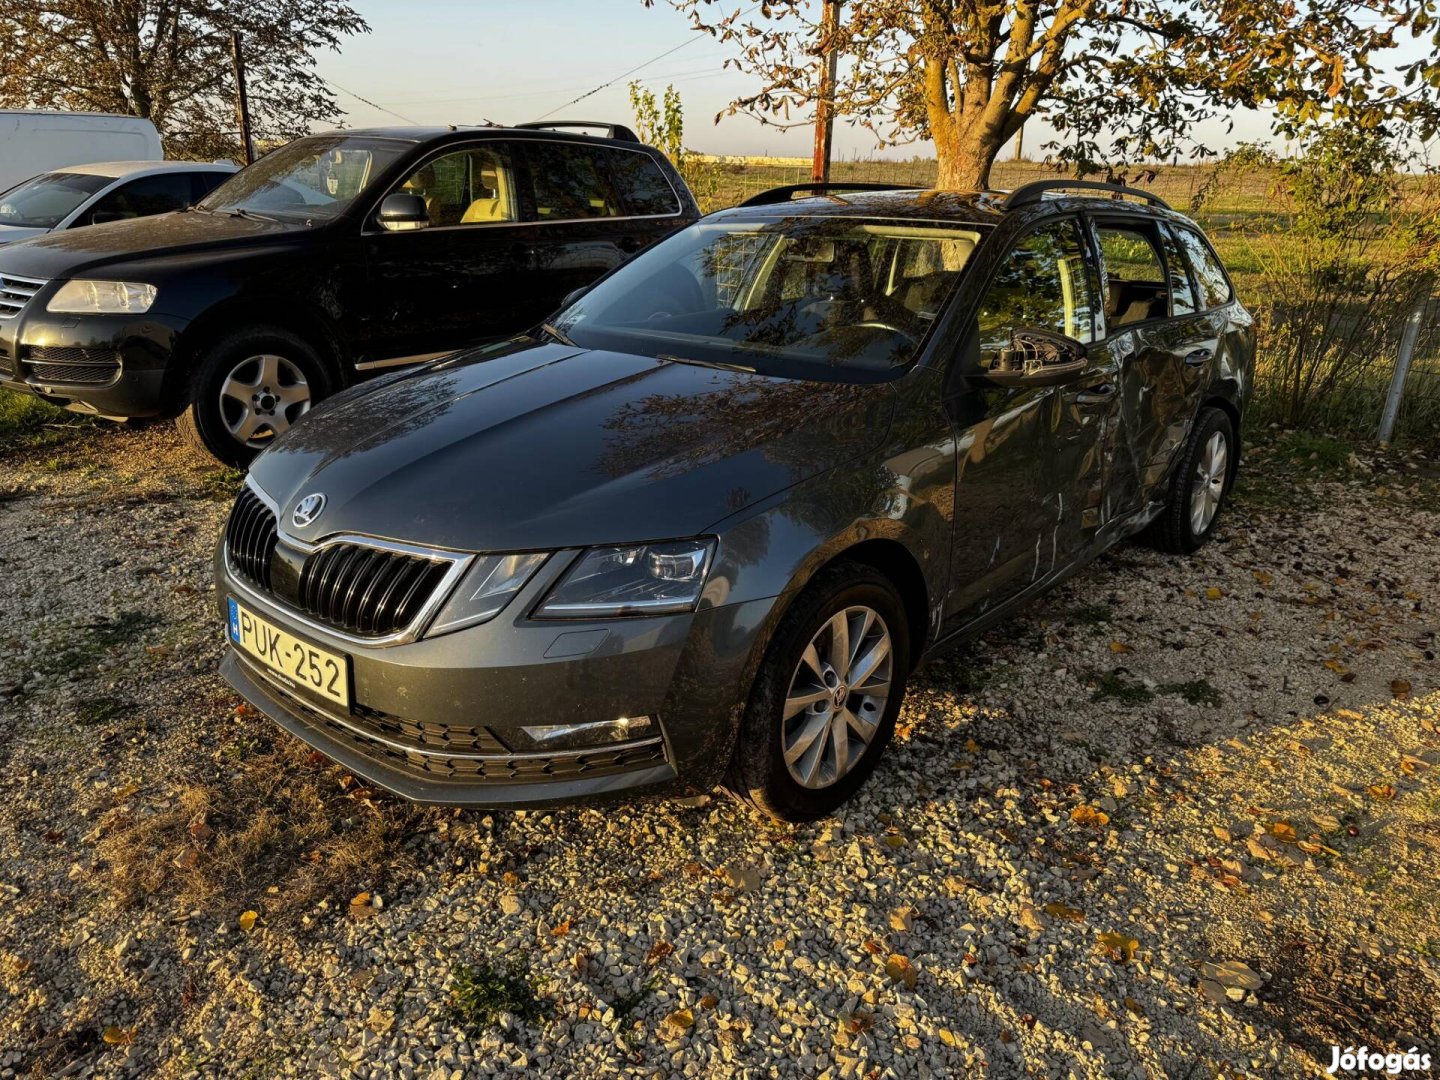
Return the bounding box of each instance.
[376,68,728,108]
[531,2,762,122]
[320,76,421,125]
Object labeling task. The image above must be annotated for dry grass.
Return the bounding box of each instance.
[94,715,436,921]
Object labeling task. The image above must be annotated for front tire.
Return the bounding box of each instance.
[1144,405,1236,554]
[176,327,332,467]
[728,562,911,821]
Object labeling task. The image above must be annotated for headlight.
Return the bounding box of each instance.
[426,552,549,636]
[47,279,157,314]
[537,539,715,618]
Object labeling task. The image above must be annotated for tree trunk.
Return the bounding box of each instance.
[935,129,1004,190]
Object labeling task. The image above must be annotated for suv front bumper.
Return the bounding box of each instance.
[0,306,185,418]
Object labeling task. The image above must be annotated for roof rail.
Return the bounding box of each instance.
[1004,179,1170,211]
[738,181,923,207]
[514,121,640,142]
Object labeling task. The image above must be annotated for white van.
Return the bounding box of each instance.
[0,110,162,192]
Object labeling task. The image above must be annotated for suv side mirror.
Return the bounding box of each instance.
[377,193,429,232]
[89,210,127,226]
[984,327,1088,387]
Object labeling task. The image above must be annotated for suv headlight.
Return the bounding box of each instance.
[47,279,157,314]
[426,552,549,636]
[536,539,715,618]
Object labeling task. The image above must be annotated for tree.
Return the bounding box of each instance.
[0,0,369,160]
[630,81,686,165]
[651,0,1440,190]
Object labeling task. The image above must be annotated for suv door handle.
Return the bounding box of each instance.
[1075,382,1117,404]
[1184,348,1213,366]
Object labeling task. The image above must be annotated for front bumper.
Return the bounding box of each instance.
[214,545,778,809]
[0,304,185,418]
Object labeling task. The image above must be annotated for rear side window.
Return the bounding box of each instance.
[190,171,231,203]
[604,149,679,216]
[1095,225,1168,328]
[527,142,622,220]
[1176,227,1233,308]
[87,173,194,222]
[977,218,1097,362]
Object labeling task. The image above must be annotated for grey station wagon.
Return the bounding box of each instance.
[215,179,1254,821]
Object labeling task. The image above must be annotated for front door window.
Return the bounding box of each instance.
[394,144,519,228]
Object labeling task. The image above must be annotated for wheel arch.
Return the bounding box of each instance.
[163,298,351,415]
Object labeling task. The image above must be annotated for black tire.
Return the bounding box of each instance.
[727,562,911,822]
[1143,405,1236,554]
[175,327,332,467]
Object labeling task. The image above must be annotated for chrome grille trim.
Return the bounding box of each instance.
[224,477,472,647]
[0,274,47,320]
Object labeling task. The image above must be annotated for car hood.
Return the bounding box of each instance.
[0,224,49,246]
[250,341,896,553]
[0,210,308,279]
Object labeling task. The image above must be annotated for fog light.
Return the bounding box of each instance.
[514,715,654,752]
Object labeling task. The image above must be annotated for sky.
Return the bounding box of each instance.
[310,0,1411,162]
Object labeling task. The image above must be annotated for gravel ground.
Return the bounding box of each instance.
[1,422,1438,1080]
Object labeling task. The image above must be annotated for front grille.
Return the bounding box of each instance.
[0,273,46,320]
[25,345,123,385]
[297,543,451,637]
[226,488,279,590]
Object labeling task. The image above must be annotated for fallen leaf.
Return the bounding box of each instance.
[1043,901,1085,922]
[187,816,214,843]
[1070,805,1111,829]
[1096,932,1138,963]
[1199,960,1265,990]
[1018,904,1046,933]
[1205,586,1224,601]
[172,849,199,870]
[349,892,379,919]
[889,906,916,932]
[237,910,258,933]
[1367,784,1396,801]
[1391,679,1413,699]
[645,941,674,966]
[885,953,918,988]
[1109,641,1133,654]
[550,918,572,938]
[662,1007,694,1034]
[1269,822,1298,844]
[699,993,718,1010]
[1124,996,1145,1017]
[1252,569,1273,586]
[102,1026,136,1046]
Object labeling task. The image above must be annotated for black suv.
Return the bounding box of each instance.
[214,179,1254,820]
[0,122,698,464]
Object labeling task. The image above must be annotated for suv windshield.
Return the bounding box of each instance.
[552,216,983,376]
[199,135,408,221]
[0,172,110,229]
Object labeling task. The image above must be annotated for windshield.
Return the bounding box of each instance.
[551,216,983,376]
[199,135,408,221]
[0,172,110,229]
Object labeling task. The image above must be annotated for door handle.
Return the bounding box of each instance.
[1075,382,1117,405]
[1184,348,1213,366]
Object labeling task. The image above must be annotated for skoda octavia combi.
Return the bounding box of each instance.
[215,180,1254,820]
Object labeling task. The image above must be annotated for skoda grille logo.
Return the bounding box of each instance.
[292,492,326,528]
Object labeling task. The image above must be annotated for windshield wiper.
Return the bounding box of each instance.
[223,207,278,223]
[538,321,576,347]
[656,353,757,374]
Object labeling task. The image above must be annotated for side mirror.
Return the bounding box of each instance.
[983,327,1088,387]
[90,211,127,225]
[377,192,429,232]
[560,285,591,309]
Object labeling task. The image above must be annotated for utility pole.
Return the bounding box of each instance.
[231,31,254,165]
[811,0,841,184]
[1014,125,1024,162]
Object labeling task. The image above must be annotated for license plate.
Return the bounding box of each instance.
[228,597,350,708]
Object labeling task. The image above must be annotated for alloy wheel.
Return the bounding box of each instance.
[1190,430,1228,535]
[218,353,311,448]
[781,605,893,789]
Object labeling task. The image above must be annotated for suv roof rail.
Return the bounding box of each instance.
[1004,179,1171,211]
[738,181,924,207]
[515,120,641,142]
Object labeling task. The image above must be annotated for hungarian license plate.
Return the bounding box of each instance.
[228,597,350,708]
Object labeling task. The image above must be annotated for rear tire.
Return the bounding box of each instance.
[1143,405,1236,554]
[727,562,911,822]
[176,327,331,467]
